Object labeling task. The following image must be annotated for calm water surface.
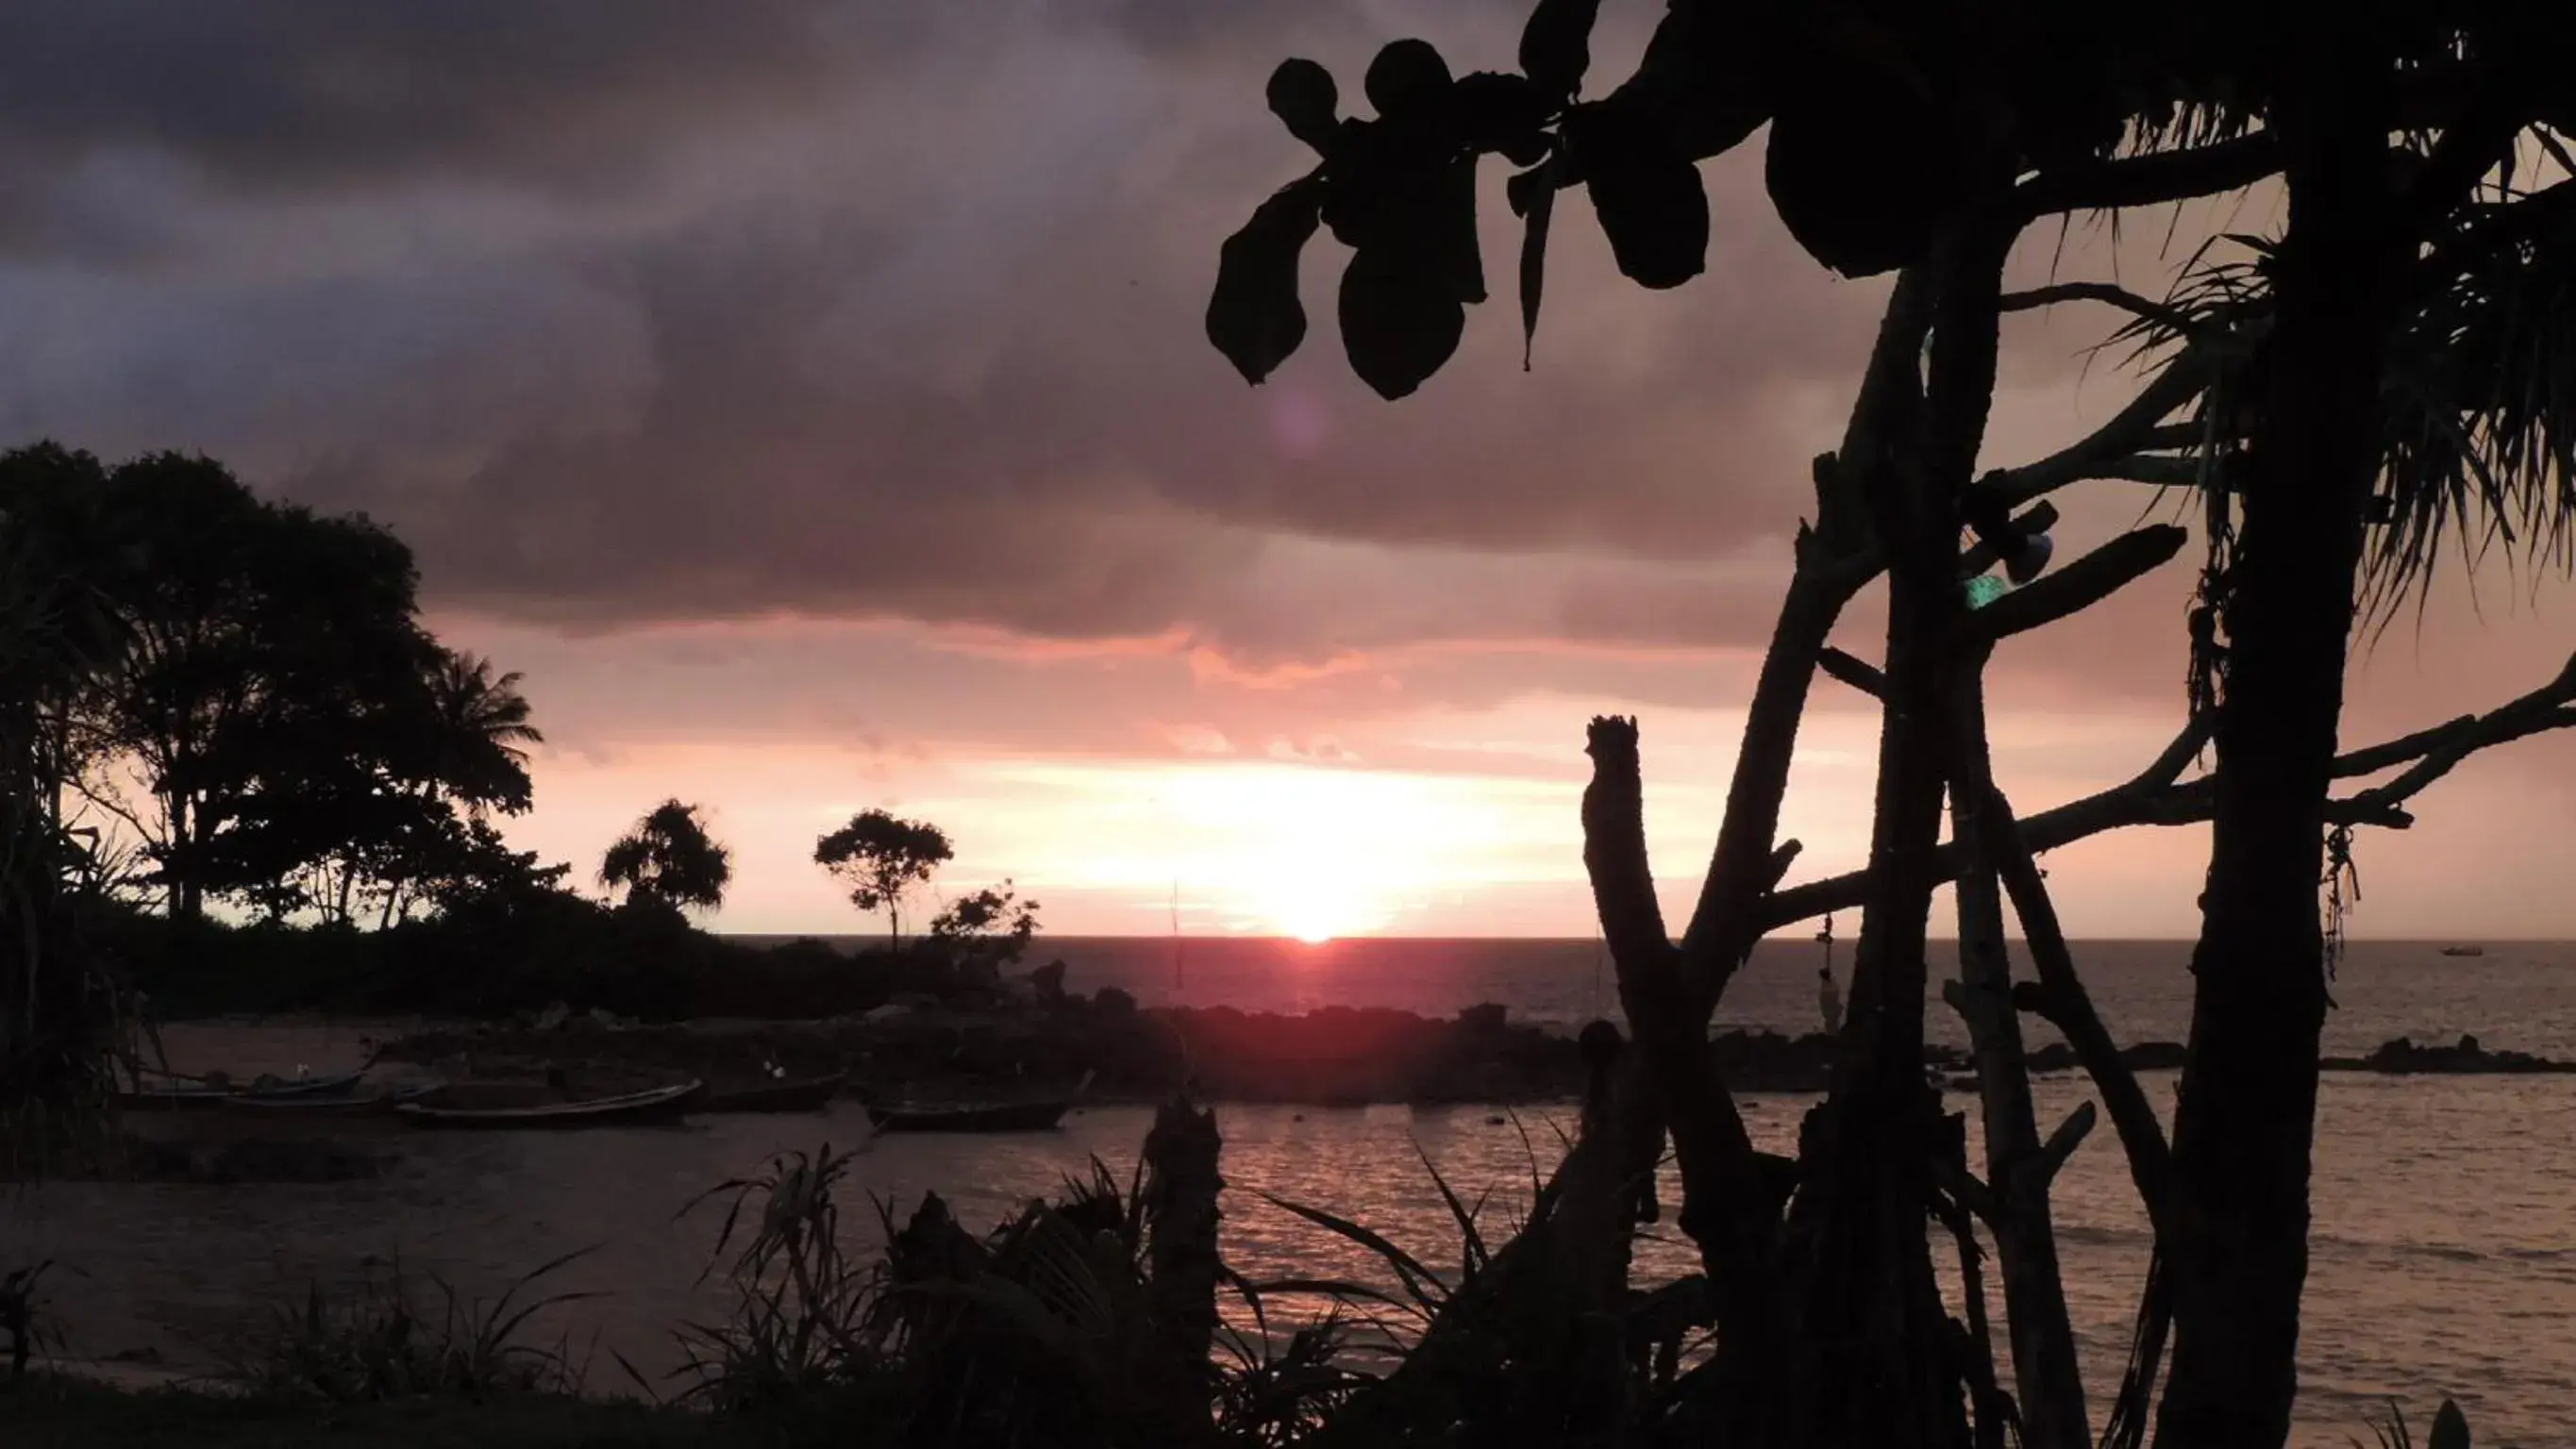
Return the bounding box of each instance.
[7,938,2573,1447]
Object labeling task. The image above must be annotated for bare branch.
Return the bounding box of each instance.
[1763,657,2576,928]
[2138,715,2216,790]
[1984,791,2173,1236]
[1816,647,1886,700]
[1580,715,1779,1344]
[1582,717,1672,969]
[2090,456,2209,489]
[1999,283,2207,340]
[1977,357,2218,512]
[2338,672,2576,815]
[2034,1100,2099,1185]
[1967,526,2190,643]
[1930,1155,2002,1228]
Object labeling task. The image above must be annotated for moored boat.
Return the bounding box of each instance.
[863,1070,1091,1134]
[119,1067,371,1112]
[215,1081,443,1119]
[866,1098,1074,1133]
[697,1071,847,1114]
[393,1079,700,1130]
[2440,945,2486,958]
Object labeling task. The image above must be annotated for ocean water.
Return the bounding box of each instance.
[7,939,2573,1445]
[1034,935,2576,1058]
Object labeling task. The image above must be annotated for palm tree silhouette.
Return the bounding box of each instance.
[423,649,542,816]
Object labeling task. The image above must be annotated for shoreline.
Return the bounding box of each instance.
[140,1005,2576,1112]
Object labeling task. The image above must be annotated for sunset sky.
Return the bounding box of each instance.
[7,3,2572,938]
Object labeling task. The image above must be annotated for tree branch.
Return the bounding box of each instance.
[1983,789,2172,1238]
[1966,526,2189,644]
[2337,654,2576,815]
[1975,356,2219,513]
[1761,655,2576,929]
[1816,648,1885,700]
[2015,133,2281,219]
[1583,717,1672,969]
[2033,1101,2099,1186]
[1999,283,2206,340]
[1581,716,1776,1345]
[1957,501,2062,578]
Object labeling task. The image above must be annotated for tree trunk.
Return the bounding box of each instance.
[169,792,201,923]
[1142,1095,1223,1367]
[2155,48,2398,1448]
[1950,663,2089,1449]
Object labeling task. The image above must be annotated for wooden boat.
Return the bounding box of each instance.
[120,1067,371,1112]
[216,1081,443,1119]
[696,1071,847,1114]
[867,1098,1074,1133]
[393,1080,701,1130]
[864,1071,1091,1134]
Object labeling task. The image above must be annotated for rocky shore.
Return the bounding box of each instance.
[362,983,2576,1108]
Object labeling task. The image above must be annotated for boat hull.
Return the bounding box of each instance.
[393,1081,701,1130]
[865,1099,1071,1133]
[699,1073,847,1113]
[214,1082,443,1121]
[119,1068,371,1113]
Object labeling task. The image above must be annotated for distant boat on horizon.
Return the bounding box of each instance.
[2440,945,2485,958]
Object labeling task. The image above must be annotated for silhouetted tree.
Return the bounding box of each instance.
[0,458,135,1170]
[1210,7,2576,1446]
[814,809,953,950]
[420,650,542,818]
[601,800,731,915]
[930,880,1041,973]
[0,445,554,929]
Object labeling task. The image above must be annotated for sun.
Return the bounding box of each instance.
[1254,858,1380,944]
[1138,760,1481,942]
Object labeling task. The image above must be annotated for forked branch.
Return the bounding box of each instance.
[1765,653,2576,928]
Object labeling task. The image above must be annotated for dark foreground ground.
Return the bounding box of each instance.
[0,1377,829,1449]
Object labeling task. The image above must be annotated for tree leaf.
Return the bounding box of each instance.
[1319,119,1414,254]
[1437,152,1485,306]
[1764,58,1958,278]
[1517,169,1555,369]
[2430,1399,2472,1449]
[1339,244,1464,400]
[1266,58,1340,155]
[1518,0,1600,101]
[1207,177,1325,385]
[1570,100,1707,290]
[1626,4,1771,161]
[1363,39,1452,123]
[1454,71,1552,167]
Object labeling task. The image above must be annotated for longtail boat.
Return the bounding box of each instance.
[864,1070,1092,1134]
[393,1080,700,1130]
[119,1067,371,1112]
[696,1071,847,1114]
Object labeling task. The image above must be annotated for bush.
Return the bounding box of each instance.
[224,1251,600,1403]
[102,904,924,1024]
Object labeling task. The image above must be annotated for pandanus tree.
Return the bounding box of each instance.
[1210,3,2576,1445]
[600,800,731,916]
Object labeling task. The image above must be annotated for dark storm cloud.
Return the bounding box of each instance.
[0,0,2099,667]
[0,3,874,202]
